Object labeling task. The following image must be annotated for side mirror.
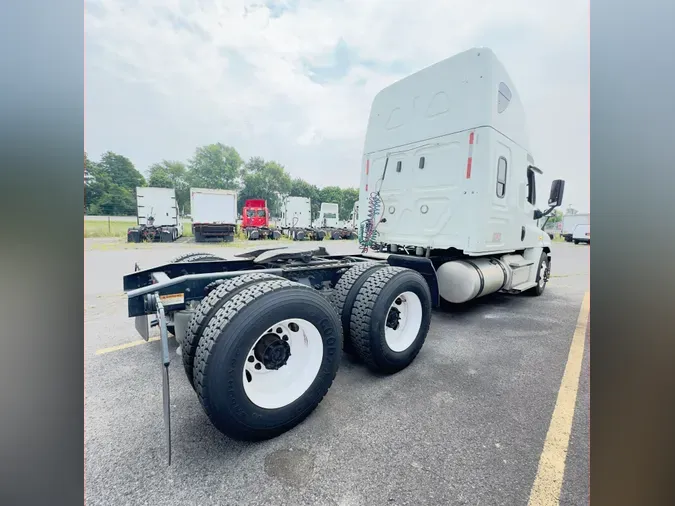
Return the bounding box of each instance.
[549,179,565,207]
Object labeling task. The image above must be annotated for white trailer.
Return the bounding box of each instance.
[190,188,238,243]
[561,213,590,242]
[127,187,182,243]
[122,47,567,463]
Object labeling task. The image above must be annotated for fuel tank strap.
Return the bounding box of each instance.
[463,260,485,297]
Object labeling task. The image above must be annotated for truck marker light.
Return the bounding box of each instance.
[366,159,370,175]
[466,131,475,179]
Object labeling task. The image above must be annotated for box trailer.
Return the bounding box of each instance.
[561,213,590,242]
[121,47,567,464]
[190,188,238,243]
[127,187,182,243]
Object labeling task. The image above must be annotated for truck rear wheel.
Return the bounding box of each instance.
[194,279,342,441]
[182,272,283,388]
[350,267,432,374]
[329,262,386,354]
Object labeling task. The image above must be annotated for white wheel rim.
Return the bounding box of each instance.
[242,318,324,409]
[384,291,423,352]
[539,259,548,288]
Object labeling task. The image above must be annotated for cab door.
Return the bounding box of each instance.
[484,138,515,251]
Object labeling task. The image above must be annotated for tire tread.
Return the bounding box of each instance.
[181,272,283,386]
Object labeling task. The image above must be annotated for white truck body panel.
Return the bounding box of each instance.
[562,213,590,236]
[357,47,549,256]
[136,187,182,235]
[316,203,340,228]
[281,196,311,228]
[190,188,238,225]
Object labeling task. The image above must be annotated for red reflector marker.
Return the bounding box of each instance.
[466,131,475,179]
[365,159,369,175]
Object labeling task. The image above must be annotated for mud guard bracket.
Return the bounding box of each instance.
[386,254,440,307]
[146,293,172,465]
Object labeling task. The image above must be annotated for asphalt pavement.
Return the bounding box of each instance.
[85,238,589,506]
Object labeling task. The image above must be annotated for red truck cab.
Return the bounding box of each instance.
[242,199,269,228]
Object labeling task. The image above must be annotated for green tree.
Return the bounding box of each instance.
[97,151,146,192]
[239,158,292,215]
[84,151,144,215]
[243,156,266,174]
[318,186,343,220]
[548,209,563,223]
[89,184,136,216]
[188,143,242,190]
[84,152,102,212]
[147,160,190,214]
[289,178,321,218]
[339,188,359,221]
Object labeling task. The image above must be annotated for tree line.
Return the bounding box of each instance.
[84,143,360,221]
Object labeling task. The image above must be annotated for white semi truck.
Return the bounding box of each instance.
[127,187,183,243]
[314,202,356,239]
[190,188,238,243]
[122,47,566,463]
[279,196,326,240]
[561,213,590,242]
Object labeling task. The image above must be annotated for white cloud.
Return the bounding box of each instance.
[85,0,589,211]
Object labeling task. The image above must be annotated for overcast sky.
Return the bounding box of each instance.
[85,0,589,213]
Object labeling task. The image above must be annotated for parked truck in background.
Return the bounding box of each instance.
[279,196,325,240]
[127,187,183,243]
[314,202,355,240]
[537,217,562,239]
[572,224,590,244]
[121,47,567,464]
[561,213,589,242]
[241,199,281,240]
[349,201,359,231]
[190,188,238,243]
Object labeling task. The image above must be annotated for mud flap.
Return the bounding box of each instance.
[146,293,172,465]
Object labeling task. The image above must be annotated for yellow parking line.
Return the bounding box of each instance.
[527,291,590,506]
[95,335,173,356]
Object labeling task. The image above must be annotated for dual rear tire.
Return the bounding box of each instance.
[180,263,432,442]
[183,276,342,441]
[330,264,432,374]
